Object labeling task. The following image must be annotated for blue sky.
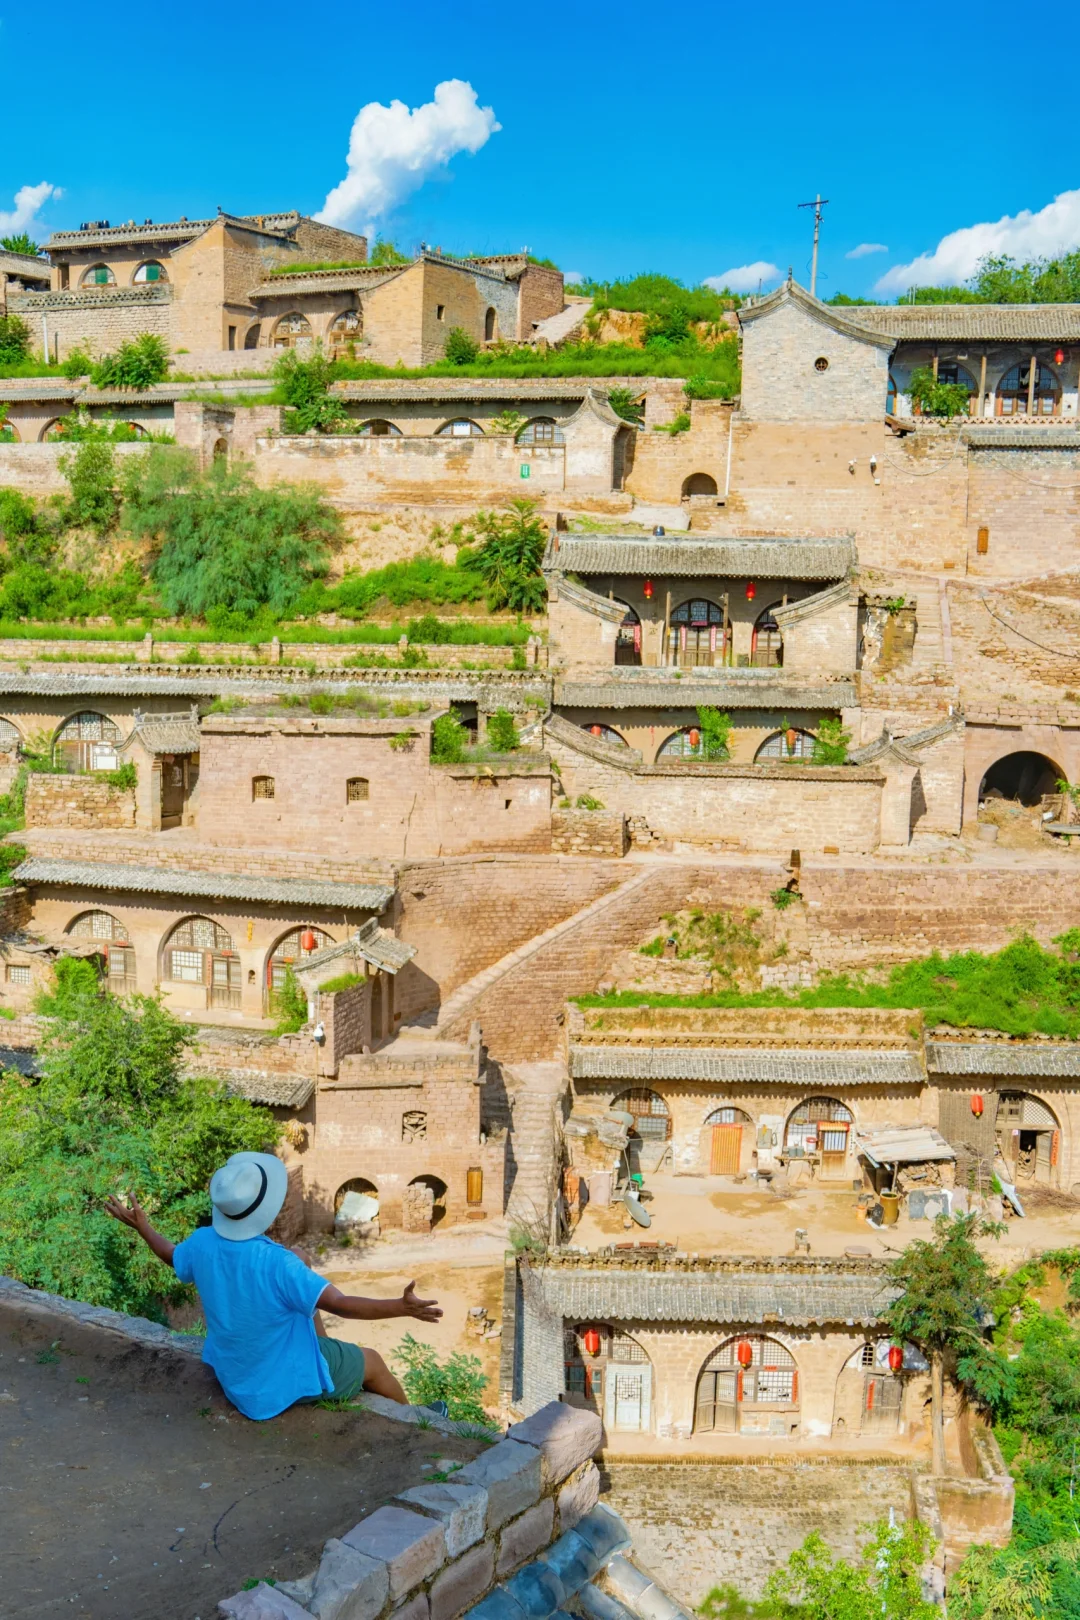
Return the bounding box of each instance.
[3,0,1080,300]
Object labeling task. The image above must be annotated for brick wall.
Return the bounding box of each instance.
[740,299,891,422]
[8,287,171,361]
[550,808,628,857]
[24,773,135,829]
[515,265,565,338]
[0,441,147,494]
[625,400,733,504]
[249,433,565,503]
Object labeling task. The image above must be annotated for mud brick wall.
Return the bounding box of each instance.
[24,773,135,829]
[249,433,565,504]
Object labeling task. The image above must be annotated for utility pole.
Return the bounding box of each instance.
[797,194,829,297]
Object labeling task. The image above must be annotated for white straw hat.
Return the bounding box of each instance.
[209,1152,289,1241]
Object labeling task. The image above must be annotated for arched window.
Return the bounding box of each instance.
[357,419,402,437]
[616,605,641,667]
[995,360,1060,417]
[695,1335,799,1433]
[346,776,370,802]
[80,264,115,287]
[658,727,711,760]
[42,417,73,442]
[328,309,363,355]
[996,1092,1061,1185]
[53,711,121,773]
[0,717,21,752]
[611,1087,671,1140]
[132,261,167,284]
[564,1324,651,1426]
[681,472,718,498]
[0,419,19,444]
[436,419,484,437]
[784,1097,853,1178]
[272,312,313,349]
[68,910,135,992]
[484,307,497,341]
[755,729,814,761]
[252,775,275,801]
[243,323,262,350]
[266,926,334,998]
[704,1105,753,1175]
[517,416,565,446]
[581,723,629,747]
[751,603,784,667]
[668,598,727,668]
[162,916,238,1008]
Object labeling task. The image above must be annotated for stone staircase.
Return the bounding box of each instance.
[501,1061,570,1231]
[910,576,948,672]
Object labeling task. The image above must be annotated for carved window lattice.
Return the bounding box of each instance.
[402,1110,428,1142]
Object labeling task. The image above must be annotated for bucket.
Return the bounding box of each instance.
[880,1191,900,1226]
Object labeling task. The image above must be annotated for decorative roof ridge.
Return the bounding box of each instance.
[772,576,857,627]
[548,571,629,624]
[544,711,643,768]
[737,278,895,350]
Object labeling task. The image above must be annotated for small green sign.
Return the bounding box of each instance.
[520,463,531,479]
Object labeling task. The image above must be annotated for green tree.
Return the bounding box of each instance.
[431,712,468,763]
[0,314,31,365]
[607,388,645,424]
[907,365,971,420]
[464,498,547,613]
[369,238,411,266]
[764,1521,939,1620]
[486,708,519,752]
[91,332,170,391]
[696,706,732,760]
[124,446,341,617]
[0,489,58,568]
[886,1214,1013,1475]
[275,348,350,434]
[391,1333,492,1423]
[60,440,119,534]
[0,981,279,1319]
[811,716,851,765]
[444,326,479,365]
[0,232,40,256]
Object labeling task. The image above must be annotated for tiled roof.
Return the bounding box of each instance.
[251,266,399,299]
[570,1046,924,1085]
[554,674,857,710]
[13,857,394,913]
[0,382,78,402]
[965,426,1080,449]
[737,281,896,349]
[0,249,50,280]
[120,710,202,756]
[848,304,1080,343]
[547,536,855,580]
[216,1070,316,1109]
[554,576,629,625]
[531,1265,897,1327]
[926,1040,1080,1077]
[46,212,302,251]
[298,918,416,977]
[334,378,605,402]
[545,712,643,765]
[850,716,963,768]
[0,1046,40,1078]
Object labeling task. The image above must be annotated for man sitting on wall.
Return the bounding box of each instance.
[105,1151,442,1421]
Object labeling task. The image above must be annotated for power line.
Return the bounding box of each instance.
[797,195,829,297]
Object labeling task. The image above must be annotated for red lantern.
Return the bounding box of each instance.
[888,1345,904,1374]
[1055,349,1065,366]
[301,929,317,953]
[745,581,757,602]
[971,1094,984,1117]
[582,1328,602,1357]
[689,728,700,750]
[736,1339,754,1369]
[643,579,655,601]
[590,725,603,738]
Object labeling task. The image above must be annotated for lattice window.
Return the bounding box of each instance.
[860,1342,876,1368]
[168,949,204,982]
[71,910,126,942]
[170,918,233,952]
[347,777,370,802]
[612,1087,672,1141]
[5,964,30,985]
[402,1111,427,1142]
[252,775,275,800]
[611,1334,649,1363]
[0,718,20,751]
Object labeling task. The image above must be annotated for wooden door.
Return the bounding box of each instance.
[819,1124,850,1180]
[613,1372,644,1430]
[710,1123,743,1175]
[695,1368,738,1434]
[1036,1130,1053,1183]
[161,758,185,828]
[210,954,241,1010]
[861,1373,902,1434]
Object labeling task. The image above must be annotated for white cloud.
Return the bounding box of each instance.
[316,80,500,233]
[563,270,586,285]
[0,182,61,242]
[875,187,1080,294]
[704,261,780,294]
[846,242,888,259]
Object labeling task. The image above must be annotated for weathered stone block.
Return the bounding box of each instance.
[455,1439,542,1530]
[218,1584,312,1619]
[496,1500,555,1576]
[429,1540,496,1620]
[555,1463,600,1533]
[503,1560,566,1619]
[398,1481,488,1556]
[343,1505,446,1599]
[307,1538,390,1620]
[571,1505,632,1564]
[393,1592,430,1620]
[507,1403,602,1485]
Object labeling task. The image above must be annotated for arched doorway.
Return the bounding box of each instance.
[265,926,334,1010]
[0,418,19,443]
[53,711,121,772]
[408,1173,447,1227]
[995,361,1060,417]
[272,312,313,349]
[616,606,641,666]
[979,751,1063,806]
[751,603,784,667]
[668,598,727,668]
[837,1340,914,1435]
[564,1324,652,1431]
[695,1334,800,1435]
[161,916,239,1009]
[784,1097,853,1180]
[212,437,228,464]
[658,726,711,760]
[704,1106,753,1175]
[243,323,262,350]
[328,309,362,357]
[335,1177,378,1212]
[484,306,497,341]
[755,729,815,761]
[581,722,629,747]
[681,472,718,498]
[67,909,135,993]
[996,1092,1061,1185]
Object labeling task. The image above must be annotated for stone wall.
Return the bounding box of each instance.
[0,441,147,494]
[24,772,135,829]
[7,286,172,361]
[740,298,891,424]
[624,401,733,506]
[550,809,628,858]
[249,433,565,504]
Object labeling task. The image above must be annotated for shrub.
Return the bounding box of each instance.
[275,348,350,434]
[907,365,971,420]
[91,333,170,391]
[575,793,604,809]
[97,760,137,791]
[486,709,519,752]
[489,409,526,437]
[654,411,691,435]
[607,388,644,424]
[391,1333,492,1424]
[318,972,364,994]
[34,955,102,1016]
[463,498,547,614]
[389,730,414,752]
[770,886,795,910]
[696,706,732,760]
[0,315,31,365]
[431,712,467,764]
[0,490,58,568]
[60,441,118,534]
[639,936,664,956]
[61,347,94,380]
[271,967,309,1035]
[811,716,851,765]
[444,327,479,365]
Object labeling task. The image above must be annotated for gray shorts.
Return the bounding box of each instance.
[301,1337,366,1401]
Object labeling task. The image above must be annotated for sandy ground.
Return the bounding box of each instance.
[0,1296,482,1620]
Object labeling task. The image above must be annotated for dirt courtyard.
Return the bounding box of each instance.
[0,1293,482,1620]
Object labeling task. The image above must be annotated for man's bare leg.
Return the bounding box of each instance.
[361,1346,407,1404]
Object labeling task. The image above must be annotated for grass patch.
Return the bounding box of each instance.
[318,972,363,995]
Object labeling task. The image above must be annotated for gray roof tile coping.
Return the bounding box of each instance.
[529,1265,897,1327]
[554,677,856,711]
[926,1040,1080,1077]
[13,856,393,913]
[547,536,855,580]
[569,1047,924,1085]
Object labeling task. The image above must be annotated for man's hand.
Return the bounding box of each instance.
[105,1193,149,1232]
[401,1281,442,1323]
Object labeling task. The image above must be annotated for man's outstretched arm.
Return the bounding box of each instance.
[105,1194,176,1268]
[317,1280,441,1323]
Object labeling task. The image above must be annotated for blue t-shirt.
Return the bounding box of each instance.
[172,1228,333,1420]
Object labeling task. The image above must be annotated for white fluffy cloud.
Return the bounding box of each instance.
[0,182,61,242]
[875,187,1080,294]
[316,80,500,233]
[705,261,780,294]
[846,242,887,259]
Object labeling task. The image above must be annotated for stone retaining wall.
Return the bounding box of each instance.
[551,809,628,858]
[24,772,135,829]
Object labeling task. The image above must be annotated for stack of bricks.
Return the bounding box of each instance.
[550,809,629,859]
[218,1402,615,1620]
